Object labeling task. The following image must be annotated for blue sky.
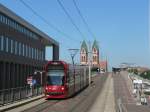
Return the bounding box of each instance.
[0,0,149,68]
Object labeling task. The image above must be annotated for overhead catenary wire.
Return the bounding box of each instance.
[56,0,87,41]
[72,0,96,40]
[19,0,79,43]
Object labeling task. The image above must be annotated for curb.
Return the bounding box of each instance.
[0,95,45,112]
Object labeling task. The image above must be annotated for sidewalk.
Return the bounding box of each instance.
[88,74,116,112]
[0,94,44,112]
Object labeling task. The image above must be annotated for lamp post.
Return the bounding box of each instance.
[68,49,79,91]
[68,48,79,69]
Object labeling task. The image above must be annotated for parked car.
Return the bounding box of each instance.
[140,96,147,105]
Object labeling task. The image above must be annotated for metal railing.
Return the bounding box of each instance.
[129,73,150,82]
[0,85,44,106]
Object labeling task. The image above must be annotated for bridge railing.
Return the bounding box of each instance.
[0,85,44,106]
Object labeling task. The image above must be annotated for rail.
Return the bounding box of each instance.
[129,73,150,84]
[0,85,44,106]
[116,98,128,112]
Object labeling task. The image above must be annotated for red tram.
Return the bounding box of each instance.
[44,60,89,99]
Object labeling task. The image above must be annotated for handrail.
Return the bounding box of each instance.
[0,85,44,106]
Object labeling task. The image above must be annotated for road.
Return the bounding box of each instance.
[6,71,150,112]
[7,73,108,112]
[88,73,116,112]
[113,71,150,112]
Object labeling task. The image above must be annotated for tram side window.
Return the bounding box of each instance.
[67,71,70,83]
[68,70,74,83]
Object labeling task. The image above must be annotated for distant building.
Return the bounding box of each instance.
[80,41,88,65]
[80,40,100,66]
[92,40,99,66]
[80,40,107,73]
[99,61,108,72]
[0,4,59,90]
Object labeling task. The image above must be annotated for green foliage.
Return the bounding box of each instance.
[144,91,150,95]
[128,68,138,74]
[140,71,150,80]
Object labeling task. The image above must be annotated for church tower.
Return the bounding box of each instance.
[80,41,88,65]
[92,40,99,65]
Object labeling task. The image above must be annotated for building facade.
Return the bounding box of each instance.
[99,61,107,72]
[0,4,59,90]
[80,40,100,66]
[92,40,99,66]
[80,41,88,65]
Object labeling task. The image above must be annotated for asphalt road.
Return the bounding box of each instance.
[7,73,108,112]
[113,71,150,112]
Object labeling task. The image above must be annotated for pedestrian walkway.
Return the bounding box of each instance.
[88,74,116,112]
[0,95,44,112]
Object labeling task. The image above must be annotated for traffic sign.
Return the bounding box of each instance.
[27,76,33,84]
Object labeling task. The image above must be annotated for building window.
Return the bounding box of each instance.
[28,46,30,58]
[94,48,96,53]
[0,13,39,40]
[19,42,21,55]
[34,48,36,59]
[29,46,31,58]
[41,51,43,61]
[32,48,34,59]
[15,41,18,55]
[25,45,28,57]
[93,56,96,62]
[0,35,4,51]
[22,44,25,56]
[37,49,39,60]
[11,39,13,53]
[39,50,41,60]
[6,38,9,52]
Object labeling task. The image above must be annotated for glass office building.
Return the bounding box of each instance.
[0,4,59,90]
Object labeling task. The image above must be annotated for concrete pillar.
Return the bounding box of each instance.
[14,64,17,87]
[52,44,59,60]
[0,62,2,90]
[0,61,2,90]
[12,63,15,88]
[17,64,19,87]
[20,64,23,87]
[6,62,9,89]
[18,64,21,87]
[3,62,6,89]
[8,63,11,89]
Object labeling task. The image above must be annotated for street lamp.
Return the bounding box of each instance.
[88,41,92,86]
[68,49,79,66]
[68,49,79,91]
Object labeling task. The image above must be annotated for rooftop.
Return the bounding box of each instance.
[0,4,59,46]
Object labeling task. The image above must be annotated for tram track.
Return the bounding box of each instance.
[22,100,61,112]
[15,74,108,112]
[69,74,108,112]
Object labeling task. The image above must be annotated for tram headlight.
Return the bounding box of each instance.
[45,87,48,90]
[61,87,65,90]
